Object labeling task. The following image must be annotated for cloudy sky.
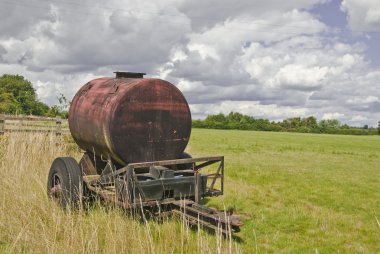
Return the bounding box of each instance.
[1,0,380,126]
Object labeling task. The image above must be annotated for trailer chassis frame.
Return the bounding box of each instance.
[82,156,241,234]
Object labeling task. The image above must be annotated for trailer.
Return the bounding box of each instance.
[47,72,242,234]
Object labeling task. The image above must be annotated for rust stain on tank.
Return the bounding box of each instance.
[69,74,192,165]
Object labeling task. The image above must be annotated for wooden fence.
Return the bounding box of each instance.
[0,114,70,135]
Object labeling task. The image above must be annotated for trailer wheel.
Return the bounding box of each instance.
[47,157,84,209]
[177,152,194,170]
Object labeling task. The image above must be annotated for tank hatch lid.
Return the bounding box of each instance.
[114,71,146,79]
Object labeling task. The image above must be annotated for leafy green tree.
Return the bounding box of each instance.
[319,119,340,130]
[192,112,376,135]
[0,92,21,113]
[281,117,302,130]
[45,105,61,117]
[50,93,70,118]
[301,116,318,130]
[204,113,227,129]
[0,74,50,115]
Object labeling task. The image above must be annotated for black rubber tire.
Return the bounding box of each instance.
[47,157,83,209]
[180,152,192,159]
[177,152,194,170]
[79,152,105,175]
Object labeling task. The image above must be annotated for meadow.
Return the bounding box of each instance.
[0,129,379,253]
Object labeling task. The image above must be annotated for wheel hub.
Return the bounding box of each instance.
[49,173,63,199]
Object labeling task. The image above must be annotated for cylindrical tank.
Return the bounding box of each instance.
[68,72,191,165]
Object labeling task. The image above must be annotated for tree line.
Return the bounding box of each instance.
[0,74,68,117]
[193,112,380,135]
[1,74,379,135]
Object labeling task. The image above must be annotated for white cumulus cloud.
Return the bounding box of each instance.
[0,0,379,127]
[341,0,380,32]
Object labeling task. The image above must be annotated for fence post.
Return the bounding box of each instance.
[55,116,62,136]
[0,114,4,135]
[19,115,24,131]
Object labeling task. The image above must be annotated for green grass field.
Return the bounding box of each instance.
[0,129,379,253]
[188,129,380,253]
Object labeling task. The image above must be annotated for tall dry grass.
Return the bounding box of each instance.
[0,133,241,254]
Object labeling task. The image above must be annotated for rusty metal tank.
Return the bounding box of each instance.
[68,72,192,165]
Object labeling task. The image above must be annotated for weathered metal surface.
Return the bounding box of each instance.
[83,156,224,206]
[81,155,240,233]
[79,153,100,176]
[101,156,224,182]
[114,71,146,78]
[171,200,242,234]
[69,74,192,165]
